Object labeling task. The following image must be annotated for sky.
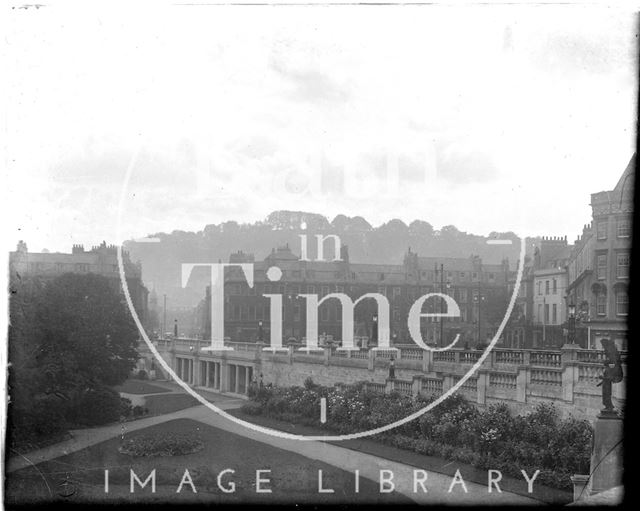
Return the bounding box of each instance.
[3,2,638,254]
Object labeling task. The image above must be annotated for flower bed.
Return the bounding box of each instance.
[242,378,592,490]
[118,432,204,457]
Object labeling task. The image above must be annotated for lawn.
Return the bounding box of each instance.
[143,394,200,416]
[5,419,412,505]
[113,380,169,395]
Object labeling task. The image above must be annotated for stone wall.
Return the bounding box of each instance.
[138,339,626,421]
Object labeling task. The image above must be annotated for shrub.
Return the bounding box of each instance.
[137,370,148,380]
[8,395,68,448]
[132,405,146,418]
[119,432,204,457]
[71,386,122,426]
[120,397,133,418]
[241,401,263,415]
[245,380,591,491]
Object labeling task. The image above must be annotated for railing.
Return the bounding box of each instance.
[421,378,443,395]
[433,351,456,362]
[351,350,369,359]
[494,350,525,365]
[530,351,561,367]
[393,380,413,396]
[577,350,606,364]
[459,350,481,364]
[401,349,423,360]
[454,375,478,393]
[530,368,562,386]
[578,364,601,384]
[227,342,258,352]
[374,349,397,359]
[330,347,347,357]
[489,372,517,389]
[364,381,386,394]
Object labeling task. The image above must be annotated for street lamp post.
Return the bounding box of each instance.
[372,314,378,346]
[568,298,576,345]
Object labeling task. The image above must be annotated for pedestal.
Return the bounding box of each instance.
[590,412,623,495]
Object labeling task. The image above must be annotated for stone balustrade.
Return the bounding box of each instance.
[137,339,626,420]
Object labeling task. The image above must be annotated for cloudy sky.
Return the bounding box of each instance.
[4,2,638,253]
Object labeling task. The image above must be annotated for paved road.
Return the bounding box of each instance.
[7,387,539,505]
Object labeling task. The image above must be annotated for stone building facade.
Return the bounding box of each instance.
[566,155,634,350]
[9,241,149,324]
[200,244,513,347]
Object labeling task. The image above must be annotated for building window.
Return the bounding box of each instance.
[544,304,550,324]
[292,270,301,278]
[616,292,628,316]
[552,304,557,324]
[597,254,607,280]
[294,304,301,321]
[617,253,630,279]
[308,285,316,294]
[249,305,256,320]
[320,307,329,322]
[460,272,466,279]
[537,281,542,295]
[393,287,401,299]
[377,286,386,296]
[545,280,549,295]
[488,272,495,282]
[321,285,329,298]
[472,272,478,281]
[597,220,608,240]
[552,279,557,294]
[336,285,344,293]
[393,308,401,322]
[233,305,240,320]
[596,294,606,316]
[617,218,631,238]
[459,288,468,302]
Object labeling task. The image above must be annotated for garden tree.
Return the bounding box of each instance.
[8,272,139,444]
[34,272,139,396]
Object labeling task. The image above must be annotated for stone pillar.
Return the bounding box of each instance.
[422,349,433,373]
[562,363,577,402]
[442,373,454,393]
[220,360,228,392]
[324,347,331,367]
[367,349,374,371]
[477,370,489,405]
[561,344,580,403]
[385,379,393,395]
[590,414,623,494]
[245,366,250,394]
[235,364,240,393]
[516,366,528,403]
[205,361,210,387]
[412,376,422,397]
[288,345,294,364]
